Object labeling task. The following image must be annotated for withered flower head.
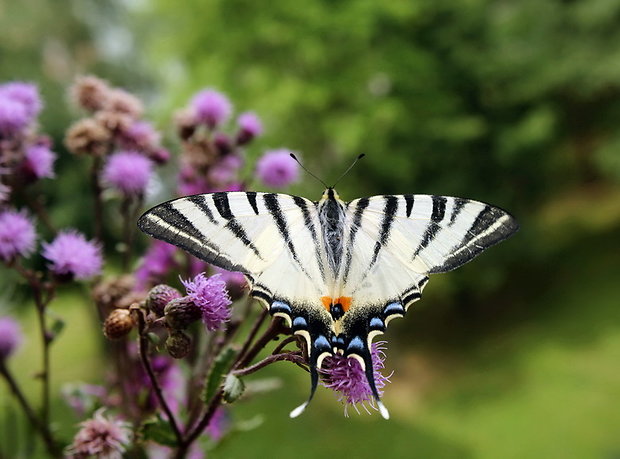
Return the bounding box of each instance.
[65,118,111,156]
[70,75,111,112]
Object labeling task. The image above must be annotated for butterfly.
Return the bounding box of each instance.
[138,186,518,419]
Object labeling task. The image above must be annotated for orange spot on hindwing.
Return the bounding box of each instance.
[320,296,353,318]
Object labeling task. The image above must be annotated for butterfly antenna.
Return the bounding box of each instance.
[331,154,365,188]
[289,153,328,188]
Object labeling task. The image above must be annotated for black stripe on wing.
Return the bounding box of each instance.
[342,197,369,282]
[292,196,326,281]
[429,205,519,273]
[369,195,398,268]
[137,202,247,273]
[412,195,447,258]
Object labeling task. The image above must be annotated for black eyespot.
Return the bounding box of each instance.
[330,303,344,320]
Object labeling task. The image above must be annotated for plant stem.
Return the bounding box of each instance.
[233,352,306,377]
[0,362,59,456]
[91,155,104,243]
[175,389,224,459]
[136,312,183,445]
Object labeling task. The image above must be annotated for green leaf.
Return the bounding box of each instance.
[222,373,245,403]
[48,317,65,343]
[140,415,177,447]
[202,347,237,404]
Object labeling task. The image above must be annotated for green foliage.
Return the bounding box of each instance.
[203,346,238,404]
[140,414,177,447]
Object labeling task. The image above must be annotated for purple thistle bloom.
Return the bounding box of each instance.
[191,89,232,128]
[135,240,177,291]
[22,144,57,180]
[0,316,23,359]
[0,209,36,262]
[321,341,391,416]
[66,408,131,459]
[236,111,263,145]
[0,82,42,118]
[42,230,103,280]
[102,150,153,196]
[208,154,243,185]
[255,149,300,188]
[121,120,161,152]
[0,95,30,137]
[181,273,231,331]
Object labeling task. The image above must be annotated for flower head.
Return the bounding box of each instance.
[22,144,57,180]
[0,95,30,137]
[102,150,153,196]
[236,112,263,145]
[135,241,177,290]
[0,82,42,118]
[121,120,161,152]
[255,149,300,188]
[70,75,111,112]
[208,154,243,186]
[182,273,231,331]
[66,408,131,459]
[191,89,232,128]
[42,230,103,280]
[0,209,36,261]
[321,341,391,416]
[213,266,247,300]
[0,317,23,359]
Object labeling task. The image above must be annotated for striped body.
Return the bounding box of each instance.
[138,188,518,418]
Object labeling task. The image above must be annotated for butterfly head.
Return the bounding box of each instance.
[320,187,342,203]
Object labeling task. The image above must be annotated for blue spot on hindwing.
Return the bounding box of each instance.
[314,335,331,352]
[370,317,384,330]
[292,316,307,329]
[384,302,404,316]
[270,301,291,314]
[347,336,364,353]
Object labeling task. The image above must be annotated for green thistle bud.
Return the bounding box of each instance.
[166,330,192,359]
[164,297,201,329]
[146,284,182,316]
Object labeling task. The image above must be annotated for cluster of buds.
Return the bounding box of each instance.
[98,276,141,340]
[65,76,169,198]
[143,273,232,359]
[0,82,55,202]
[174,89,263,195]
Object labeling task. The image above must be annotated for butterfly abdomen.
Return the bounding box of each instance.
[318,189,347,275]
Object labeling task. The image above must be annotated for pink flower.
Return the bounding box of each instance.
[191,89,232,128]
[255,149,299,188]
[0,209,36,261]
[0,317,23,359]
[42,230,103,280]
[22,144,57,180]
[66,409,131,459]
[321,341,391,416]
[0,95,29,137]
[102,151,153,196]
[206,407,229,441]
[0,82,42,118]
[182,273,231,331]
[121,120,161,152]
[236,112,263,145]
[208,154,243,185]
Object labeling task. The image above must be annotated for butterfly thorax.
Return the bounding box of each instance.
[318,188,347,278]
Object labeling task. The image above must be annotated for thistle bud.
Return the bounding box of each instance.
[146,284,182,316]
[164,297,201,330]
[103,309,135,340]
[165,330,192,359]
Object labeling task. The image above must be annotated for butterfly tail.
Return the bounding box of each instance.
[289,348,321,418]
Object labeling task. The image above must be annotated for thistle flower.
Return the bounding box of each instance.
[22,144,57,180]
[0,209,36,262]
[135,240,177,290]
[70,75,111,112]
[191,89,232,128]
[0,316,23,360]
[64,118,111,155]
[120,120,161,152]
[0,95,29,137]
[214,266,247,300]
[255,149,300,188]
[181,273,231,331]
[208,154,243,186]
[42,230,103,280]
[321,341,391,416]
[66,408,131,459]
[0,82,42,118]
[102,150,153,196]
[145,284,182,316]
[105,88,144,118]
[236,111,263,145]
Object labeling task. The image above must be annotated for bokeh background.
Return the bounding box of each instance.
[2,0,620,457]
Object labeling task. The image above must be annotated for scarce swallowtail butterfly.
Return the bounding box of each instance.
[137,163,518,420]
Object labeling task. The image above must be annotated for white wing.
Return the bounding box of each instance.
[337,194,518,339]
[138,192,330,325]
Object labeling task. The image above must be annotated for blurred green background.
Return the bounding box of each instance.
[2,0,620,457]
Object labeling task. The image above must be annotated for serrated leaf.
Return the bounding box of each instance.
[140,415,177,447]
[223,373,245,403]
[203,347,237,404]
